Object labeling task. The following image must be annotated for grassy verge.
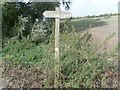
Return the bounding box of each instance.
[2,30,118,88]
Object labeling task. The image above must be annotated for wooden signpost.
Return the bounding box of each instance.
[43,7,72,87]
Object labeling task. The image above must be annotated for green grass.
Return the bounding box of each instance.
[66,16,117,33]
[67,19,107,32]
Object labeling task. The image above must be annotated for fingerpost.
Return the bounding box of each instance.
[43,7,72,87]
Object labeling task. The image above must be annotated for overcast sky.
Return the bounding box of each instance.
[24,0,119,17]
[60,0,119,17]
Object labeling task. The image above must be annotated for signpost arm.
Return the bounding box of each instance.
[54,7,60,87]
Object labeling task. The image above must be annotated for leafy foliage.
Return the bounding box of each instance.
[2,29,117,88]
[30,20,54,44]
[2,2,59,40]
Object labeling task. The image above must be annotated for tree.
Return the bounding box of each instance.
[2,1,71,40]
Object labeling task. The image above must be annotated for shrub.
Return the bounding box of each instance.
[29,20,54,44]
[59,31,117,88]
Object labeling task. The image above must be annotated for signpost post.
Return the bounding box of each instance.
[43,7,72,87]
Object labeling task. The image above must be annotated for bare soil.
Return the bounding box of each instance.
[89,16,118,52]
[0,61,5,89]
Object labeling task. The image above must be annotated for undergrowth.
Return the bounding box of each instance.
[2,29,117,88]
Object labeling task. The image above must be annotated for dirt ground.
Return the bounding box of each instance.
[0,61,4,89]
[89,16,118,52]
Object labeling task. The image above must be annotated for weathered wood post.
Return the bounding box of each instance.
[54,7,60,87]
[43,7,72,87]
